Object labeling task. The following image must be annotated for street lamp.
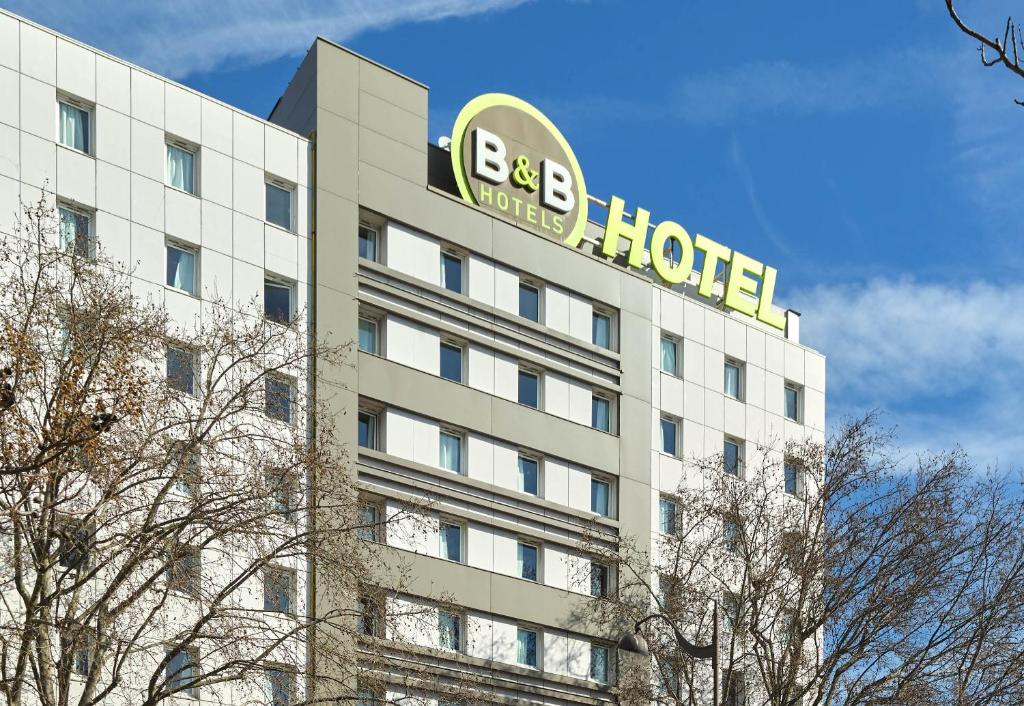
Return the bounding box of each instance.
[617,603,720,706]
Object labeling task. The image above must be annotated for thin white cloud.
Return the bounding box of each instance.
[4,0,532,78]
[794,278,1024,468]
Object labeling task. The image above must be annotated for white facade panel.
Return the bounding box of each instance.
[95,55,130,114]
[385,221,440,286]
[0,123,17,180]
[56,147,94,207]
[0,67,18,129]
[130,69,164,128]
[164,83,201,144]
[19,75,53,142]
[19,22,55,85]
[56,37,95,102]
[0,13,17,71]
[95,105,130,168]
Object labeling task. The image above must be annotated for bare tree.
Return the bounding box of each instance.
[945,1,1024,104]
[584,415,1024,706]
[0,195,437,706]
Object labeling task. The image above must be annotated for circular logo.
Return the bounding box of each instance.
[450,94,588,246]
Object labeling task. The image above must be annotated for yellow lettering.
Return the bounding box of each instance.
[553,215,564,235]
[600,196,647,268]
[694,234,732,298]
[478,183,493,206]
[723,251,763,317]
[512,195,523,218]
[526,203,537,224]
[649,220,695,285]
[757,266,787,330]
[497,190,509,211]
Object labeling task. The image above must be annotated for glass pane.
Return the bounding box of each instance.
[439,432,461,472]
[517,543,537,581]
[517,628,537,667]
[358,319,377,353]
[166,246,196,294]
[724,441,739,475]
[724,364,740,398]
[265,281,292,323]
[659,499,676,534]
[660,419,677,456]
[590,564,608,597]
[661,338,677,374]
[592,396,610,431]
[784,463,798,495]
[266,377,291,423]
[266,668,293,706]
[166,145,195,194]
[440,343,463,383]
[591,645,608,682]
[441,253,462,293]
[591,480,609,516]
[439,612,461,650]
[167,649,197,695]
[785,387,799,420]
[518,371,538,407]
[59,102,89,152]
[358,505,379,542]
[264,569,293,613]
[518,457,538,495]
[592,313,610,348]
[440,523,461,561]
[266,183,292,230]
[519,284,539,322]
[59,207,91,256]
[358,226,377,260]
[167,348,195,395]
[358,413,376,449]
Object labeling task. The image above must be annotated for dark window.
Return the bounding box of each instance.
[518,456,538,495]
[517,542,538,581]
[358,412,377,449]
[724,440,740,476]
[267,469,297,519]
[357,504,382,543]
[591,563,609,597]
[265,280,292,323]
[785,385,801,421]
[168,544,201,597]
[438,611,461,651]
[167,347,196,396]
[592,312,611,348]
[592,395,610,431]
[265,182,292,230]
[357,596,383,636]
[661,418,678,456]
[519,283,540,322]
[591,479,610,516]
[58,522,92,569]
[518,369,539,408]
[440,342,463,383]
[358,318,377,353]
[441,253,463,293]
[784,462,799,496]
[264,567,295,615]
[440,522,462,561]
[266,376,292,423]
[265,667,294,706]
[58,206,93,257]
[166,647,199,697]
[358,225,377,261]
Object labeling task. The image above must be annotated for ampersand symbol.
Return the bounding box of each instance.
[510,155,539,192]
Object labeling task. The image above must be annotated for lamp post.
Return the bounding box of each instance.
[617,603,720,706]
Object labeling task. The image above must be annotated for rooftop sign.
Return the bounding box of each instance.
[450,94,786,330]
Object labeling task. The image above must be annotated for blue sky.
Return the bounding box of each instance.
[9,0,1024,469]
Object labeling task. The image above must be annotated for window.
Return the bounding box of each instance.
[358,318,378,354]
[166,142,196,194]
[519,281,540,322]
[660,417,678,456]
[58,99,90,153]
[168,544,200,597]
[724,519,741,554]
[438,611,462,651]
[71,625,94,676]
[590,644,609,683]
[356,689,382,706]
[724,361,743,399]
[723,592,742,632]
[659,497,677,534]
[516,627,538,668]
[785,383,802,422]
[441,252,463,293]
[591,478,610,517]
[166,647,199,697]
[517,542,538,582]
[439,521,462,562]
[723,670,746,706]
[265,279,293,324]
[658,572,680,611]
[263,567,295,615]
[724,439,741,476]
[58,205,93,257]
[265,667,294,706]
[439,431,462,473]
[358,224,378,261]
[590,562,609,598]
[440,342,464,383]
[592,394,611,432]
[517,455,539,496]
[58,521,93,569]
[356,596,383,637]
[166,243,197,295]
[784,460,801,496]
[357,503,382,543]
[171,441,200,496]
[267,469,297,519]
[166,346,196,396]
[265,180,293,231]
[518,369,539,408]
[661,336,678,376]
[266,375,293,424]
[357,411,377,450]
[592,311,611,349]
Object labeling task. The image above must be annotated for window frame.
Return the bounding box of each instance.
[357,315,380,355]
[724,359,744,400]
[517,454,540,496]
[167,543,201,598]
[356,595,384,637]
[784,382,803,422]
[263,565,297,616]
[264,176,295,232]
[590,561,610,598]
[517,540,540,582]
[590,642,611,683]
[440,250,464,294]
[591,476,611,517]
[439,340,465,383]
[438,429,463,474]
[166,345,197,397]
[165,137,199,196]
[165,646,200,698]
[724,437,743,477]
[437,609,463,652]
[265,374,295,425]
[516,626,540,669]
[592,309,613,349]
[658,496,677,535]
[357,410,379,450]
[264,664,295,706]
[57,202,95,258]
[357,223,379,262]
[518,279,542,323]
[784,459,803,497]
[438,519,464,563]
[57,95,93,155]
[517,367,541,409]
[591,393,612,432]
[264,276,295,325]
[660,334,680,376]
[660,416,679,457]
[165,240,199,296]
[357,500,384,544]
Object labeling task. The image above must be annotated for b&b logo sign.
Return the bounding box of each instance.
[450,94,589,246]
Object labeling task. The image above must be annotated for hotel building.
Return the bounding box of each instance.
[0,8,825,705]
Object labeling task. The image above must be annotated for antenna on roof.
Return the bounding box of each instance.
[438,136,452,151]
